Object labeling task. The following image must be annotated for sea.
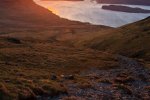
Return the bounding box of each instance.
[34,0,150,27]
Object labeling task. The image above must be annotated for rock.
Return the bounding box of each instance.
[138,74,148,82]
[60,75,75,80]
[141,93,150,99]
[99,79,113,84]
[18,88,36,100]
[114,74,135,83]
[60,75,65,78]
[31,87,48,96]
[50,74,57,80]
[113,84,132,95]
[144,86,150,90]
[98,94,114,100]
[65,75,75,80]
[5,80,11,83]
[0,83,11,100]
[6,37,21,44]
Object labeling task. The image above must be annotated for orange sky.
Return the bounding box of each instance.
[48,7,58,14]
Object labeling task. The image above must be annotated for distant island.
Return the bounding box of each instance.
[41,0,150,6]
[102,5,150,13]
[96,0,150,6]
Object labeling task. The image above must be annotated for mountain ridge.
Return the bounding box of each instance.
[77,16,150,60]
[0,0,89,31]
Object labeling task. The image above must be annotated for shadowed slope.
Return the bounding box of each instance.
[0,1,150,99]
[0,0,86,31]
[77,17,150,60]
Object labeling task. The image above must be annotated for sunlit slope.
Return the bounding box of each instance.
[78,17,150,60]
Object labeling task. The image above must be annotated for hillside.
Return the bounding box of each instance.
[77,17,150,60]
[0,0,116,99]
[0,0,150,100]
[0,0,65,27]
[0,0,97,32]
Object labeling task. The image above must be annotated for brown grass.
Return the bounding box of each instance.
[0,25,117,99]
[76,17,150,60]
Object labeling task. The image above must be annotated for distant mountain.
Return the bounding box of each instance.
[96,0,150,6]
[77,17,150,60]
[0,0,82,31]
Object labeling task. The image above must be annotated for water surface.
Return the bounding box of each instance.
[34,0,150,27]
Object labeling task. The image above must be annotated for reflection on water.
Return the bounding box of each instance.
[34,0,150,27]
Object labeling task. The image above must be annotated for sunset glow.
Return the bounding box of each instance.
[48,7,58,14]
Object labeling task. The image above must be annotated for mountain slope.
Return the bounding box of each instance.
[0,0,85,31]
[0,1,117,100]
[77,17,150,60]
[0,1,150,99]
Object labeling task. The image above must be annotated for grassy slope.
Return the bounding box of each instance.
[77,17,150,60]
[0,0,104,32]
[0,1,149,99]
[0,0,116,99]
[0,29,118,99]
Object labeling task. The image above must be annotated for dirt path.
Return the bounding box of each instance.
[37,56,150,100]
[62,56,150,100]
